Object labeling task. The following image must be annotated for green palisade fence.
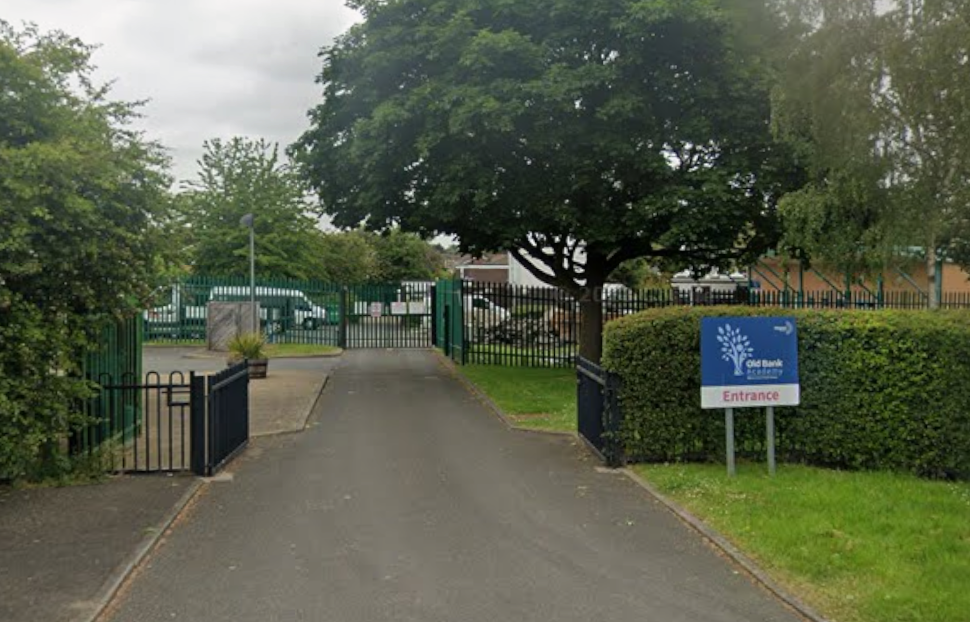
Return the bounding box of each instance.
[143,276,970,367]
[145,276,435,349]
[78,315,144,452]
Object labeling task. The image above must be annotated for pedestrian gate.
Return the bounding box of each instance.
[76,362,250,476]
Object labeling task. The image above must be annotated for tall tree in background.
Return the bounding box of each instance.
[296,0,796,361]
[0,22,173,478]
[314,230,379,283]
[371,229,446,282]
[178,137,324,280]
[774,0,970,307]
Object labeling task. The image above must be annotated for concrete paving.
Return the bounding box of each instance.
[101,350,801,622]
[0,475,194,622]
[143,346,339,437]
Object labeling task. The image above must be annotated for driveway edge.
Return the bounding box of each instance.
[83,478,205,622]
[621,468,831,622]
[435,352,576,439]
[302,375,330,430]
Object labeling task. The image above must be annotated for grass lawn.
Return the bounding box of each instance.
[458,364,575,432]
[263,343,341,358]
[466,344,576,368]
[144,339,206,347]
[637,463,970,622]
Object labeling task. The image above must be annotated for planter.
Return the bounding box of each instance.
[247,358,269,379]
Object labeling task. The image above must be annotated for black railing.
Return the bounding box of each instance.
[76,364,250,477]
[200,361,250,476]
[457,283,970,368]
[75,371,197,473]
[576,357,623,467]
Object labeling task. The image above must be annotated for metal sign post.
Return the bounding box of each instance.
[701,317,800,477]
[766,406,776,476]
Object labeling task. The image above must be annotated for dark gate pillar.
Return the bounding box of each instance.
[190,372,207,476]
[430,284,438,347]
[339,286,349,349]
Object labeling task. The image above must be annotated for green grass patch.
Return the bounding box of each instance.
[144,339,206,347]
[458,364,575,432]
[467,344,576,368]
[263,343,342,358]
[636,463,970,622]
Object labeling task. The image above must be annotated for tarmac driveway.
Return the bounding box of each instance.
[102,350,800,622]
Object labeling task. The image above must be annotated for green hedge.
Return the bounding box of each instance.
[602,307,970,479]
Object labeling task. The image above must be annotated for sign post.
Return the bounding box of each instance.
[701,317,799,476]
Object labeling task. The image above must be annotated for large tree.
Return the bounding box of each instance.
[773,0,970,306]
[296,0,795,361]
[177,137,325,280]
[0,22,173,478]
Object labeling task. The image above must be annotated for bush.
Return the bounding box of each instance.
[603,307,970,479]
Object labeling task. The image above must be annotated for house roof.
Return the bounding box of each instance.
[456,252,509,268]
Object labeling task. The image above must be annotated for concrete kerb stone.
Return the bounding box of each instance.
[436,350,829,622]
[434,351,577,439]
[621,468,831,622]
[82,478,205,622]
[249,372,331,438]
[300,375,330,432]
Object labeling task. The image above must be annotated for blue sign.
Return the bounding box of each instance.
[701,317,800,409]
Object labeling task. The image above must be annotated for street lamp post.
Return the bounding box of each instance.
[239,213,256,333]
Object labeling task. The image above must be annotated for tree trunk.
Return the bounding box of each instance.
[927,246,940,310]
[578,289,604,364]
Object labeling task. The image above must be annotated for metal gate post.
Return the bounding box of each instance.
[430,284,438,347]
[189,372,207,476]
[458,280,467,365]
[604,371,624,467]
[339,286,348,349]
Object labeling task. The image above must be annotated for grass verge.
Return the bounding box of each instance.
[263,343,341,358]
[458,364,575,432]
[466,344,576,368]
[636,463,970,622]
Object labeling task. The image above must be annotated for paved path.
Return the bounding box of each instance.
[102,350,801,622]
[0,475,193,622]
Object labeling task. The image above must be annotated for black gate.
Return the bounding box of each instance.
[576,357,623,467]
[76,364,249,476]
[193,362,249,476]
[76,372,195,473]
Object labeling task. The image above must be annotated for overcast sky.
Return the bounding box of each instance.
[3,0,360,183]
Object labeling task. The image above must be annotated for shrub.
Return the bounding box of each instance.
[603,307,970,479]
[227,332,266,362]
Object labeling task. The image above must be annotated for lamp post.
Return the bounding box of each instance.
[239,213,256,333]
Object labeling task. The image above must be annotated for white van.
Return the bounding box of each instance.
[208,286,328,330]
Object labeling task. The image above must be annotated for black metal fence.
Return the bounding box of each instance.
[75,363,250,476]
[75,371,197,473]
[196,362,250,476]
[576,357,623,467]
[457,283,970,368]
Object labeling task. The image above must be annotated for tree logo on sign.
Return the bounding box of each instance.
[717,324,753,376]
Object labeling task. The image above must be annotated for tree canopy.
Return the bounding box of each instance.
[0,21,173,479]
[296,0,796,359]
[773,0,970,306]
[313,228,445,283]
[177,137,324,280]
